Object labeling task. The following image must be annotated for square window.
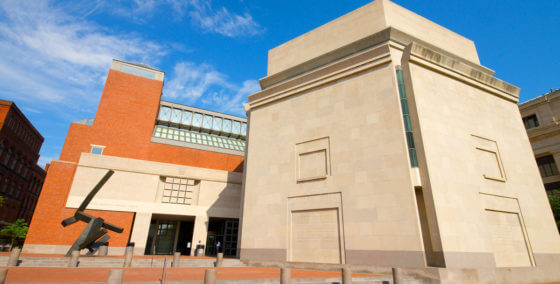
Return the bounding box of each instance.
[213,117,222,131]
[232,121,241,135]
[182,111,193,125]
[222,119,232,133]
[171,109,182,123]
[162,196,170,202]
[158,106,171,121]
[90,145,104,155]
[192,113,203,127]
[203,115,213,129]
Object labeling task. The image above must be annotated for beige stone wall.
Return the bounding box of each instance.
[242,46,426,266]
[267,0,479,76]
[65,153,242,254]
[402,46,560,268]
[242,0,560,272]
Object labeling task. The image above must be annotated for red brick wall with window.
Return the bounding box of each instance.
[26,68,244,248]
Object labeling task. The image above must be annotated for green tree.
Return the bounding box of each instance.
[548,190,560,233]
[0,196,4,208]
[1,219,28,249]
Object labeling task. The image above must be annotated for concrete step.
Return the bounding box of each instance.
[0,256,246,268]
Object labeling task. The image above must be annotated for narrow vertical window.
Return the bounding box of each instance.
[396,67,419,167]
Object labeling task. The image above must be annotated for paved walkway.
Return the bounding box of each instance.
[1,267,388,282]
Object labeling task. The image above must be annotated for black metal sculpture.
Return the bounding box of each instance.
[61,170,123,256]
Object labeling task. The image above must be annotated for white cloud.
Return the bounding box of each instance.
[0,0,165,118]
[187,1,263,37]
[106,0,263,37]
[163,62,260,116]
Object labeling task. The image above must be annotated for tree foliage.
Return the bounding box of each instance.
[2,219,28,248]
[548,190,560,232]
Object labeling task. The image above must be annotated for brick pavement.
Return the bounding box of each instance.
[1,266,387,282]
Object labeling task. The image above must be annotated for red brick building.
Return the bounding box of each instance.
[0,100,46,226]
[25,60,246,256]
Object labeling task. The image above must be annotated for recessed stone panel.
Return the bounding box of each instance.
[291,208,341,263]
[296,137,330,182]
[472,135,506,182]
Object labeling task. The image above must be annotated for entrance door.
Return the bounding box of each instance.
[176,221,194,255]
[205,218,239,257]
[154,221,177,255]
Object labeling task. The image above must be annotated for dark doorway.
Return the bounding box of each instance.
[144,218,195,255]
[176,221,194,255]
[205,218,239,257]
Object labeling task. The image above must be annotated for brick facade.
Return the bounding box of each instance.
[26,63,244,248]
[0,100,46,226]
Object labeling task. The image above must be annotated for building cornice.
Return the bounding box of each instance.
[403,42,520,103]
[519,89,560,110]
[249,44,392,109]
[258,27,494,91]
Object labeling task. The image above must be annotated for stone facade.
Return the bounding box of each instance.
[519,88,560,193]
[240,0,560,278]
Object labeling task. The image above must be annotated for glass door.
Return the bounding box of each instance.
[154,221,177,255]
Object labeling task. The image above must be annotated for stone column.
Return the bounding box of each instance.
[191,215,209,256]
[172,252,181,267]
[123,243,134,268]
[98,242,109,256]
[129,212,152,255]
[215,252,223,267]
[281,267,291,284]
[342,267,352,284]
[392,268,403,284]
[7,247,21,267]
[204,269,216,284]
[0,268,7,283]
[68,250,80,267]
[107,269,124,284]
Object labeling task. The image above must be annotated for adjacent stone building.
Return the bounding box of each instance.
[0,100,46,227]
[240,0,560,278]
[519,88,560,193]
[24,60,246,256]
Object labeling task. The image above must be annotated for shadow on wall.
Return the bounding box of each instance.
[202,170,244,258]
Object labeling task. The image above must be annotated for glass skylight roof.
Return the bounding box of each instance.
[157,105,247,139]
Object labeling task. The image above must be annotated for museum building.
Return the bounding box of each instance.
[24,60,247,256]
[240,0,560,274]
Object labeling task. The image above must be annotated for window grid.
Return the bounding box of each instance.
[161,177,197,205]
[154,126,246,152]
[156,106,247,137]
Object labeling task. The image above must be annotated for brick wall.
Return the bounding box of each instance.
[27,66,244,248]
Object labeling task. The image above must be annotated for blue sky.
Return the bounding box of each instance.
[0,0,558,167]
